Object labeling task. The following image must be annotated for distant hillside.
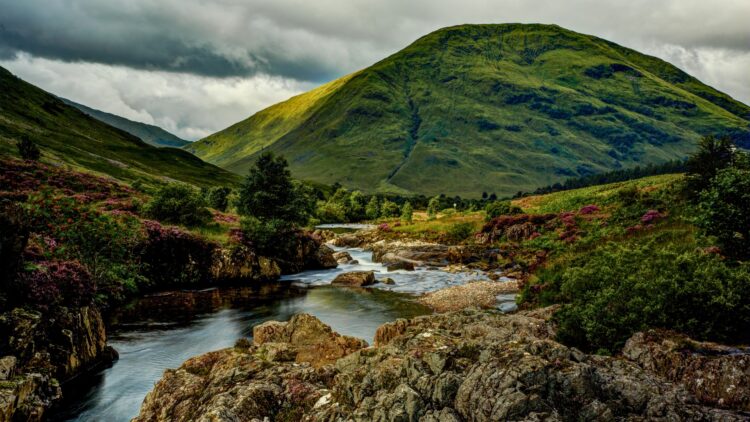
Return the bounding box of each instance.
[62,98,189,148]
[0,66,239,187]
[189,23,750,197]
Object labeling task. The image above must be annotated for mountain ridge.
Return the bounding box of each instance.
[189,23,749,197]
[0,66,239,187]
[61,98,190,148]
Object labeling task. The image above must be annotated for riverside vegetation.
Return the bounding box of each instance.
[0,144,338,420]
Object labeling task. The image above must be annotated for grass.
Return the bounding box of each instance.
[190,23,750,198]
[0,66,240,189]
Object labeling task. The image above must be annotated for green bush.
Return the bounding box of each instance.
[145,183,212,227]
[17,137,40,161]
[401,202,413,224]
[365,197,380,220]
[380,199,400,218]
[545,241,750,354]
[316,200,347,223]
[240,216,297,256]
[447,222,476,243]
[484,200,522,221]
[697,167,750,259]
[427,196,440,220]
[207,186,232,211]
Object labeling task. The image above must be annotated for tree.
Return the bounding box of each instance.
[17,137,40,161]
[697,167,750,259]
[237,152,312,226]
[347,190,367,221]
[686,135,738,195]
[145,183,212,227]
[427,196,440,220]
[207,186,232,212]
[380,199,400,218]
[365,197,380,220]
[401,201,413,224]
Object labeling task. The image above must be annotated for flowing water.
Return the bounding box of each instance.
[54,232,512,421]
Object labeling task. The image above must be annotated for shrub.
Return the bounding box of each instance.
[427,196,440,220]
[380,200,400,218]
[207,186,232,212]
[685,135,741,195]
[484,200,522,221]
[145,183,212,227]
[365,197,380,220]
[697,167,750,259]
[138,220,217,288]
[16,137,41,161]
[240,216,297,257]
[447,222,476,243]
[400,202,413,224]
[19,260,95,308]
[316,201,347,223]
[541,241,750,353]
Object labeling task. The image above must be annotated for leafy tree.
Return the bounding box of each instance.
[237,152,312,226]
[427,196,440,220]
[380,199,400,218]
[207,186,232,212]
[365,197,380,220]
[401,201,413,224]
[685,135,739,195]
[484,200,522,222]
[348,190,367,221]
[17,137,41,161]
[697,167,750,259]
[145,183,212,227]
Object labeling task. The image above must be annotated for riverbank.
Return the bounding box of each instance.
[135,309,750,420]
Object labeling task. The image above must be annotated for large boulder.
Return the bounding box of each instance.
[253,314,367,368]
[136,310,749,421]
[624,330,750,411]
[418,281,519,312]
[331,271,375,287]
[332,251,353,264]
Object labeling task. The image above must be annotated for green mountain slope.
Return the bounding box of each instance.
[189,23,750,197]
[62,98,190,148]
[0,66,239,187]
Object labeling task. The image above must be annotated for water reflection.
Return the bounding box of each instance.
[52,285,428,422]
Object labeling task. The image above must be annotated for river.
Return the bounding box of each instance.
[52,234,508,421]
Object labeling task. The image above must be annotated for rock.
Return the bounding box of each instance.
[137,309,749,420]
[505,222,536,241]
[313,244,338,269]
[331,271,375,287]
[379,277,396,285]
[624,329,750,411]
[332,250,353,264]
[386,261,415,271]
[418,281,520,312]
[330,233,364,247]
[312,229,336,242]
[253,314,367,368]
[370,241,451,265]
[0,356,16,380]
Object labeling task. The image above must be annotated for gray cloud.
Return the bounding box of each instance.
[0,0,748,140]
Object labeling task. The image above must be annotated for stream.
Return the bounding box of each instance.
[53,227,511,421]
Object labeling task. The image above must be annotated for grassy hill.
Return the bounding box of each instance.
[189,23,750,197]
[62,98,190,148]
[0,66,239,188]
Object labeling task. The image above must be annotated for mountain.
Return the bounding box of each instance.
[0,66,239,187]
[62,99,190,148]
[188,24,750,197]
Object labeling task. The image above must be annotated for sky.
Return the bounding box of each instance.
[1,0,748,141]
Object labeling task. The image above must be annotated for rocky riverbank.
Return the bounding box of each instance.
[134,309,750,421]
[0,213,336,421]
